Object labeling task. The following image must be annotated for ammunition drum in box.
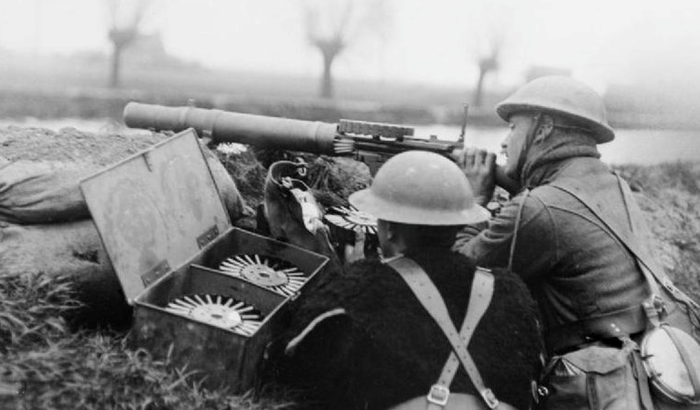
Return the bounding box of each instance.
[80,129,329,392]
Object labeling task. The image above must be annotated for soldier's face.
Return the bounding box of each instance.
[501,114,533,179]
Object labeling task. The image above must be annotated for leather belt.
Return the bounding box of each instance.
[546,304,648,354]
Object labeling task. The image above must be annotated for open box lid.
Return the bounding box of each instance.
[80,129,232,303]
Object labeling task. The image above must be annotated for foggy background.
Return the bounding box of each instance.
[0,0,699,164]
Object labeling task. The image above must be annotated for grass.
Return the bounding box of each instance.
[616,161,700,196]
[0,145,372,410]
[0,274,294,410]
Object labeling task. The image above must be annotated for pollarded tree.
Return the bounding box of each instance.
[106,0,154,88]
[466,0,511,108]
[472,31,504,108]
[303,0,390,99]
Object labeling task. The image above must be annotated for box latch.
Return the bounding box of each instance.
[141,260,171,287]
[197,225,220,249]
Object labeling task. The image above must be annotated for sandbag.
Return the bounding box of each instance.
[0,143,246,225]
[0,135,247,326]
[0,219,108,276]
[200,142,247,222]
[0,160,97,224]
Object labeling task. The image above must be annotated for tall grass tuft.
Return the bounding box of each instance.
[615,161,700,195]
[614,161,700,301]
[0,274,295,410]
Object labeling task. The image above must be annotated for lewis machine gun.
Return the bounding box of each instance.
[123,102,518,191]
[123,102,517,246]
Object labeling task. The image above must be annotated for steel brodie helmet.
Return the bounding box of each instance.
[349,151,491,226]
[496,76,615,143]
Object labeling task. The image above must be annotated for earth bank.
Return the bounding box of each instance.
[1,125,699,409]
[2,125,699,325]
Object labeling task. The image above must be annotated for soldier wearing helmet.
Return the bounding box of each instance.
[454,76,657,409]
[267,151,542,410]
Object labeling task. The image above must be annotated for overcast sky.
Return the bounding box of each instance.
[1,0,699,92]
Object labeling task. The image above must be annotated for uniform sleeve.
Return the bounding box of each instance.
[454,191,556,281]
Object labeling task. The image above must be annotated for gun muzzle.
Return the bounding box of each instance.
[123,102,339,155]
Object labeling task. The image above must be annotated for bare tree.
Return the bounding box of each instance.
[106,0,153,88]
[472,29,504,107]
[466,0,511,108]
[303,0,390,99]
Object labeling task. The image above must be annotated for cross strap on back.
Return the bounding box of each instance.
[385,256,516,410]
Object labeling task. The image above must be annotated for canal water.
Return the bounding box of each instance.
[416,124,700,166]
[1,118,698,166]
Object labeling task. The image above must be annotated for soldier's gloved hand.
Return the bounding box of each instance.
[453,147,496,206]
[263,160,344,270]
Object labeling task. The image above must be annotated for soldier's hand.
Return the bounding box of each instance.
[453,147,496,206]
[344,228,366,264]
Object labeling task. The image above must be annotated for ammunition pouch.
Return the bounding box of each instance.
[544,297,700,409]
[541,341,645,410]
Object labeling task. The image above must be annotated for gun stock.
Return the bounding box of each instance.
[123,102,519,194]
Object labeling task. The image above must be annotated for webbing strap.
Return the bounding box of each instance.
[614,175,664,297]
[550,175,700,316]
[434,267,495,404]
[508,189,530,272]
[386,257,500,409]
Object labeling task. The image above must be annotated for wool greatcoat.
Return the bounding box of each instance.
[267,246,542,410]
[454,132,651,355]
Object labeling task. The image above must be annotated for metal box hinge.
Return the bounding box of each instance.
[141,260,170,287]
[197,225,219,249]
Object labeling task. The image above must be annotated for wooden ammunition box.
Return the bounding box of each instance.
[80,129,329,392]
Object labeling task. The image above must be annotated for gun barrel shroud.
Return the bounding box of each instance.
[124,102,339,155]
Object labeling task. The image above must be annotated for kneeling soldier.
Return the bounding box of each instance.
[267,151,543,410]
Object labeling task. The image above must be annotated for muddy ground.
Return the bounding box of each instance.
[0,126,165,166]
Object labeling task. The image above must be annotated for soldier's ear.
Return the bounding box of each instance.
[378,220,403,259]
[384,221,399,242]
[534,115,554,143]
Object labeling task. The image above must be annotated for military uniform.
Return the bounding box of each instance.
[455,135,658,409]
[456,149,650,354]
[269,246,542,410]
[452,76,700,409]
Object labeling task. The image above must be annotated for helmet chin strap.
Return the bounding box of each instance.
[515,112,543,184]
